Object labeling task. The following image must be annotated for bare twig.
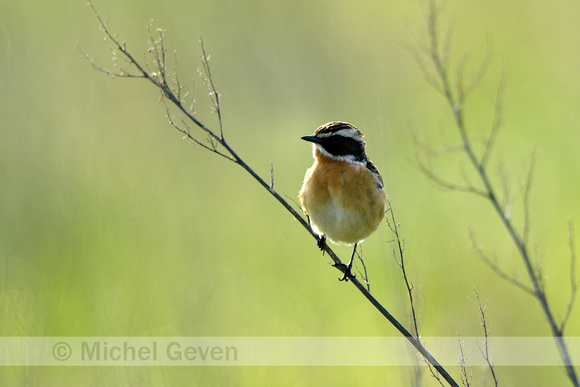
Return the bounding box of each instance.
[481,61,507,167]
[496,156,512,220]
[561,221,579,332]
[353,246,371,292]
[412,131,487,197]
[386,201,444,384]
[269,162,274,189]
[413,1,579,385]
[198,37,223,139]
[456,36,492,107]
[469,228,534,296]
[414,151,488,198]
[406,44,445,96]
[457,335,472,387]
[84,3,459,386]
[471,289,498,387]
[162,99,233,161]
[385,201,419,337]
[522,151,536,245]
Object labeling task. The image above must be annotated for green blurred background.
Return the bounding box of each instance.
[1,0,579,385]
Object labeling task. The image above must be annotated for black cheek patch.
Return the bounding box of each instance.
[321,137,365,161]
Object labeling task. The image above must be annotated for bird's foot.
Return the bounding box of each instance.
[334,261,354,282]
[337,244,358,282]
[316,235,327,250]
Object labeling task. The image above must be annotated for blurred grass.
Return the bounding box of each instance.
[1,0,579,385]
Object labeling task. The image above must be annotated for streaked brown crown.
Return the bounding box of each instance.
[314,121,365,140]
[303,121,367,162]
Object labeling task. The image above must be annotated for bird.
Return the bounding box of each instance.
[299,121,387,281]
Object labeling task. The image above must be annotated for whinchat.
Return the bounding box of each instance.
[299,121,387,281]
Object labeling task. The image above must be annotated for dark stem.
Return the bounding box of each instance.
[85,3,459,385]
[425,1,578,384]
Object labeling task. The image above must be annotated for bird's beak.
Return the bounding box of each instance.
[301,135,322,144]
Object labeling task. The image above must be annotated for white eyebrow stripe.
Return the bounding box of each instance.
[316,129,365,144]
[334,129,357,138]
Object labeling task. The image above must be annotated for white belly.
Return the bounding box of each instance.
[309,202,377,245]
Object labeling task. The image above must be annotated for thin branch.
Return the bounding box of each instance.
[471,289,498,387]
[456,38,492,107]
[561,220,579,332]
[386,201,442,385]
[457,335,472,387]
[407,44,446,96]
[497,156,512,221]
[481,60,507,167]
[353,246,371,292]
[172,49,184,104]
[412,127,467,158]
[199,37,223,140]
[284,193,305,215]
[85,3,459,385]
[385,202,418,336]
[469,228,534,295]
[411,128,488,197]
[416,2,579,385]
[522,150,536,245]
[162,99,233,161]
[414,153,488,198]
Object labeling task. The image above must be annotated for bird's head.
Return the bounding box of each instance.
[301,121,367,163]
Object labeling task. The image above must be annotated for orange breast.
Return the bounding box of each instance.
[299,151,386,245]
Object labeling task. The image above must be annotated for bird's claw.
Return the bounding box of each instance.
[316,235,327,250]
[333,262,354,282]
